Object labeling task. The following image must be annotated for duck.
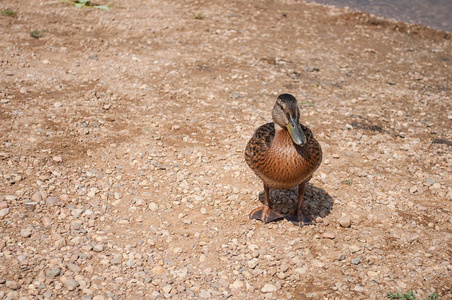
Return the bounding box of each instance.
[245,94,322,227]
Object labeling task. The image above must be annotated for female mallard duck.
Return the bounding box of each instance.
[245,94,322,227]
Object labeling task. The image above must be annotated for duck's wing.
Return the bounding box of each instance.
[299,123,322,167]
[300,124,314,141]
[245,122,275,166]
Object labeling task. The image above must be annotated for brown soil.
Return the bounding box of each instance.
[0,0,451,299]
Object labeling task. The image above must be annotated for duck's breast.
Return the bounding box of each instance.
[259,128,321,189]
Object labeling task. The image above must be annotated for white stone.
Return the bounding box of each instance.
[172,247,182,254]
[230,280,243,289]
[0,208,10,217]
[338,216,351,228]
[148,203,158,211]
[20,228,32,238]
[248,258,259,269]
[261,283,277,293]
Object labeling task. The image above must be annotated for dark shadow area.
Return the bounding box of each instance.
[255,183,334,222]
[431,139,452,146]
[351,115,404,138]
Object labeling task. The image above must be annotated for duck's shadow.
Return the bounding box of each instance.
[257,183,334,220]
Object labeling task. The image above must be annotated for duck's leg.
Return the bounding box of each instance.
[249,183,283,223]
[285,182,314,227]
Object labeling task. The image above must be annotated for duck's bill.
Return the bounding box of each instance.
[288,118,307,145]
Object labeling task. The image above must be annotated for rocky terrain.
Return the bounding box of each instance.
[0,0,451,299]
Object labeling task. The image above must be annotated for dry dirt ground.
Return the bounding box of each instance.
[0,0,451,299]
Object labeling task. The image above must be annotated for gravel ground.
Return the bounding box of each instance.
[0,0,451,299]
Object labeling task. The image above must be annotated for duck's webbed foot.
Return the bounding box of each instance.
[249,206,283,223]
[284,181,314,227]
[285,209,314,227]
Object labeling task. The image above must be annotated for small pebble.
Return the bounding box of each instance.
[17,254,28,265]
[4,195,17,201]
[46,267,61,278]
[43,291,52,299]
[322,232,335,239]
[148,202,158,211]
[111,254,122,265]
[248,258,259,269]
[6,280,21,290]
[261,283,277,293]
[67,262,81,273]
[367,271,378,278]
[42,216,52,228]
[349,245,360,253]
[162,285,172,294]
[354,285,364,292]
[93,244,104,252]
[31,191,42,202]
[20,228,32,238]
[231,280,243,289]
[230,92,244,99]
[52,156,63,162]
[338,216,351,228]
[199,290,211,298]
[46,196,60,206]
[65,278,80,291]
[0,208,9,217]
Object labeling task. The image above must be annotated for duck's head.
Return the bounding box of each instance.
[272,94,307,146]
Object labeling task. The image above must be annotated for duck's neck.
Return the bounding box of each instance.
[273,125,293,146]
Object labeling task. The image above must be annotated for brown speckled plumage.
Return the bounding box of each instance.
[245,123,322,189]
[244,94,322,226]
